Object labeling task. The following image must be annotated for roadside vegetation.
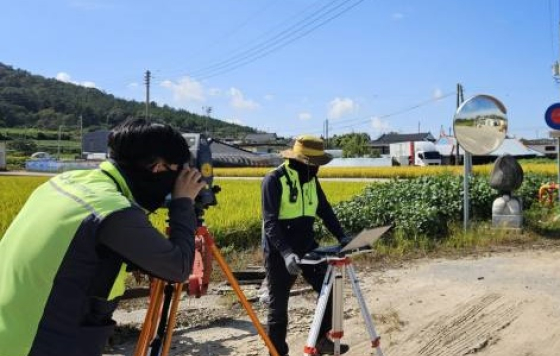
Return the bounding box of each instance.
[2,162,560,262]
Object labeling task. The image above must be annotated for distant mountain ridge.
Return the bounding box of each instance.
[0,62,258,137]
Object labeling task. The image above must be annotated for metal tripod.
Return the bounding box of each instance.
[300,253,384,356]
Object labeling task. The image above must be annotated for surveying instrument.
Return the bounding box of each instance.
[133,134,281,356]
[299,225,391,356]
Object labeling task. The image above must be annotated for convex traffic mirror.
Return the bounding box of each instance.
[453,94,508,155]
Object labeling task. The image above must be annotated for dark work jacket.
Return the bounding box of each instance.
[261,164,345,258]
[0,161,197,356]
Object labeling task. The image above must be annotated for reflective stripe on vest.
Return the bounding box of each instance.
[278,163,319,220]
[98,161,135,299]
[0,161,133,355]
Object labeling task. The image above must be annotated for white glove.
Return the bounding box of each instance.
[283,253,302,276]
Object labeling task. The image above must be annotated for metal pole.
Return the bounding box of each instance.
[557,137,560,203]
[145,70,151,121]
[57,125,62,159]
[463,151,472,231]
[326,119,329,148]
[79,115,83,158]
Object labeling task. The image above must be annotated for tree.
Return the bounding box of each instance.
[7,138,38,155]
[330,132,375,158]
[0,62,260,135]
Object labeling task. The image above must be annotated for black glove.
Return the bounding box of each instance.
[339,236,353,247]
[283,253,302,276]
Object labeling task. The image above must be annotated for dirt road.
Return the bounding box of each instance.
[106,247,560,356]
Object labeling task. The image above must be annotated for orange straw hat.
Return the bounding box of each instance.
[280,135,333,166]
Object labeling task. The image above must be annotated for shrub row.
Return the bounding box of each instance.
[330,173,553,240]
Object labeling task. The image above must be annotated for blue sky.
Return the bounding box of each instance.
[2,0,560,140]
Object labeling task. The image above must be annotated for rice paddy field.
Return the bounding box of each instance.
[1,161,556,247]
[0,175,369,247]
[214,162,557,179]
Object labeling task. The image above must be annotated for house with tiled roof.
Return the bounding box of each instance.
[369,132,436,155]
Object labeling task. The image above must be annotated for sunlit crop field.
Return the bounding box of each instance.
[215,162,558,179]
[197,179,368,246]
[1,160,555,246]
[0,176,49,235]
[0,176,368,247]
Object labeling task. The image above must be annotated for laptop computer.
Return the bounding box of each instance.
[303,225,392,260]
[340,225,392,253]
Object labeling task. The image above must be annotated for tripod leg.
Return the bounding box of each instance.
[134,279,165,356]
[346,264,384,356]
[331,265,345,356]
[161,283,184,356]
[207,238,281,356]
[303,264,334,356]
[149,283,175,356]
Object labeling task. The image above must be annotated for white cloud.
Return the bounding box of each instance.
[433,88,443,99]
[226,118,244,125]
[298,112,312,121]
[229,87,259,110]
[264,94,274,101]
[327,97,356,119]
[160,76,205,104]
[370,116,391,132]
[127,82,139,89]
[392,12,404,20]
[56,72,72,82]
[55,72,96,88]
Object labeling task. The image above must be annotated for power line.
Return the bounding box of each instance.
[98,1,366,95]
[158,0,366,82]
[279,91,456,136]
[329,92,455,131]
[188,0,356,77]
[160,0,282,77]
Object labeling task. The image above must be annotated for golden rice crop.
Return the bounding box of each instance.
[216,162,558,179]
[0,176,49,234]
[0,176,368,247]
[150,178,369,247]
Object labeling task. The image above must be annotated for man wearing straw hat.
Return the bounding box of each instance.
[261,135,351,356]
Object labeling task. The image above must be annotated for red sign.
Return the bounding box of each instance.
[545,103,560,130]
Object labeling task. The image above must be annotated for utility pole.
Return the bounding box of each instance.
[325,119,329,148]
[57,125,63,160]
[79,114,83,158]
[202,106,212,136]
[144,70,151,121]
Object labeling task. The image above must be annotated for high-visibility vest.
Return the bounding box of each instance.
[0,161,135,356]
[277,163,319,220]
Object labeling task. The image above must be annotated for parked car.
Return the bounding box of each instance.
[30,152,54,160]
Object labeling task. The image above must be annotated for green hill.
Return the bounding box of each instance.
[0,62,257,137]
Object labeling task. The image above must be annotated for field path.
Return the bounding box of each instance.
[106,247,560,356]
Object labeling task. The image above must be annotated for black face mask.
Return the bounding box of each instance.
[288,159,319,183]
[121,166,180,212]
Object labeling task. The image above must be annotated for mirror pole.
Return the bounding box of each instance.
[463,151,472,231]
[557,137,560,204]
